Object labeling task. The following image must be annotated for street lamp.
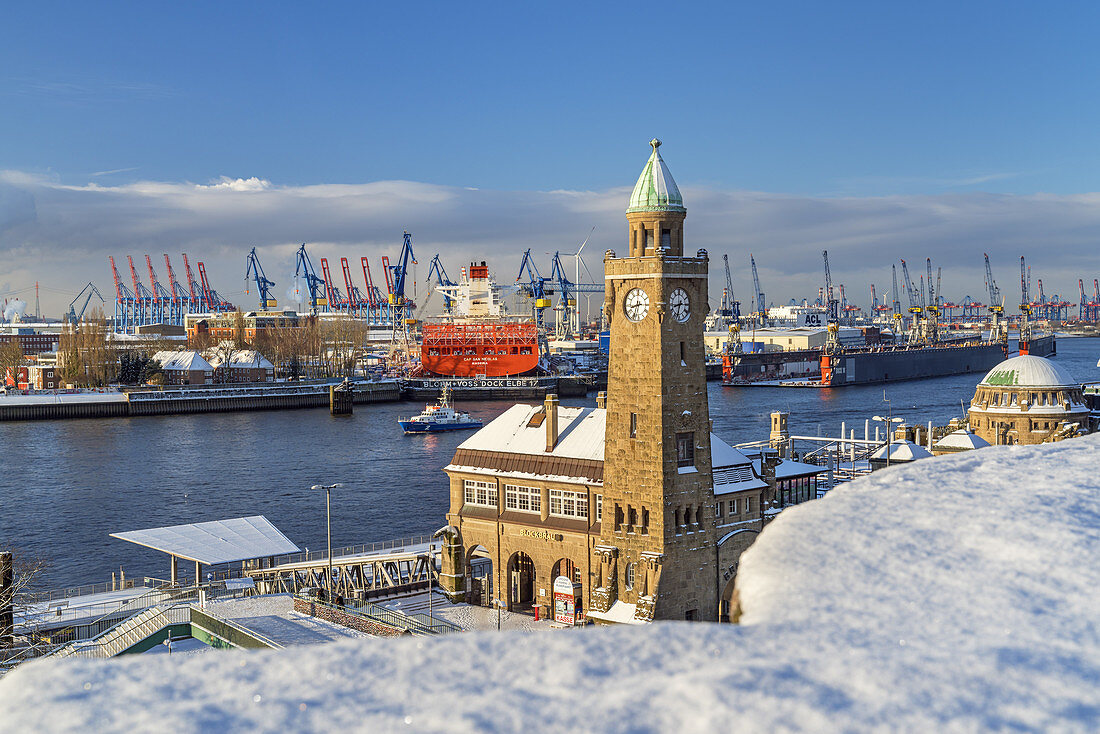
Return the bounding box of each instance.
[492,598,505,631]
[311,483,344,602]
[871,416,904,468]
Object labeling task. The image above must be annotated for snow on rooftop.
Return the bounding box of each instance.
[151,350,213,372]
[934,429,991,450]
[457,404,605,461]
[869,439,933,461]
[459,405,747,472]
[980,354,1077,388]
[6,438,1100,730]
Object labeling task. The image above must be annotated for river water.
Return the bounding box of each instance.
[3,337,1098,589]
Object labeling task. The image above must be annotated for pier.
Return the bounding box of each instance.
[0,379,401,422]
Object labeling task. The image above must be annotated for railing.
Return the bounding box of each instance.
[57,604,193,659]
[190,607,283,650]
[21,582,244,662]
[271,535,435,567]
[24,576,157,605]
[302,594,461,636]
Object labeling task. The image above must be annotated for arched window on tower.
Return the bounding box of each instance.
[661,229,672,248]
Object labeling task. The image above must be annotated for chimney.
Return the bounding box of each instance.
[545,393,559,452]
[596,391,607,409]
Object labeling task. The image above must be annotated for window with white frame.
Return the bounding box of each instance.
[505,484,540,513]
[595,494,603,523]
[463,479,497,507]
[549,489,588,519]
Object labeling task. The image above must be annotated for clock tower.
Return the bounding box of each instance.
[593,139,718,622]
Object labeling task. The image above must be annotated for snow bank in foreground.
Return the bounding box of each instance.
[3,436,1100,733]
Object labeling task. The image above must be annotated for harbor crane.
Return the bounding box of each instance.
[750,254,766,327]
[924,258,939,342]
[108,257,137,331]
[718,254,741,323]
[822,250,840,352]
[425,254,457,314]
[66,282,104,324]
[182,254,204,311]
[891,265,903,328]
[387,231,419,360]
[319,258,347,311]
[516,248,553,328]
[983,253,1005,341]
[294,243,327,313]
[361,258,385,316]
[340,258,368,316]
[163,255,192,314]
[899,259,924,344]
[145,255,174,324]
[245,248,277,309]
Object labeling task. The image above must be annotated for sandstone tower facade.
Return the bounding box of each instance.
[593,139,718,622]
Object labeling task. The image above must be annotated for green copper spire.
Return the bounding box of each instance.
[626,138,685,214]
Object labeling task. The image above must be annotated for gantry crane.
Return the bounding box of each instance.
[425,254,457,315]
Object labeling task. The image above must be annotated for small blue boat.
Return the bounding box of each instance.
[399,386,483,434]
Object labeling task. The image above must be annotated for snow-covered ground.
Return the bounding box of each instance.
[203,595,369,646]
[3,435,1100,732]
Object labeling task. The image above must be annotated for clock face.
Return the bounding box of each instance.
[624,288,650,322]
[670,288,690,323]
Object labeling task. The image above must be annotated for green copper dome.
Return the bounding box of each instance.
[627,139,685,214]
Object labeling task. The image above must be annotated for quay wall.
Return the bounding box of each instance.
[0,381,400,422]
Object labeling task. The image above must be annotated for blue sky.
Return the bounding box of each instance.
[3,2,1100,314]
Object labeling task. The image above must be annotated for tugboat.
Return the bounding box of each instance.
[398,386,483,434]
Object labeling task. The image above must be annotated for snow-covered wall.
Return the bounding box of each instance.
[3,436,1100,732]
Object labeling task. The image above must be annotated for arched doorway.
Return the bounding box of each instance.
[465,545,492,607]
[551,558,582,586]
[507,552,536,611]
[719,572,738,624]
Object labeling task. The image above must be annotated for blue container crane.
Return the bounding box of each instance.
[516,248,553,328]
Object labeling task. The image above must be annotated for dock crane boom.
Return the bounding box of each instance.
[891,265,902,320]
[245,247,277,309]
[294,243,327,313]
[389,231,418,308]
[984,253,1000,306]
[361,258,381,309]
[182,254,201,306]
[718,253,740,321]
[67,282,105,324]
[516,248,552,328]
[341,257,366,314]
[750,254,765,326]
[822,250,840,352]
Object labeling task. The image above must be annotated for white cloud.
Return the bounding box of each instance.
[1,170,1099,317]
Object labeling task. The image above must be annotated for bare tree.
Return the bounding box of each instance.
[1,549,50,659]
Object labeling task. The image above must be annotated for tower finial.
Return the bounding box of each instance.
[650,138,662,151]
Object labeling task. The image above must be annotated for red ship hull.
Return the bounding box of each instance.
[421,322,540,377]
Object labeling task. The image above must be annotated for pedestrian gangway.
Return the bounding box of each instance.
[248,546,437,600]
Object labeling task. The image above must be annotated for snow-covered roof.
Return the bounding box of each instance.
[710,436,751,468]
[869,439,933,461]
[458,404,748,473]
[457,404,605,461]
[110,515,299,566]
[11,437,1100,730]
[980,354,1077,388]
[935,429,991,450]
[627,139,685,213]
[151,350,213,372]
[775,459,827,478]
